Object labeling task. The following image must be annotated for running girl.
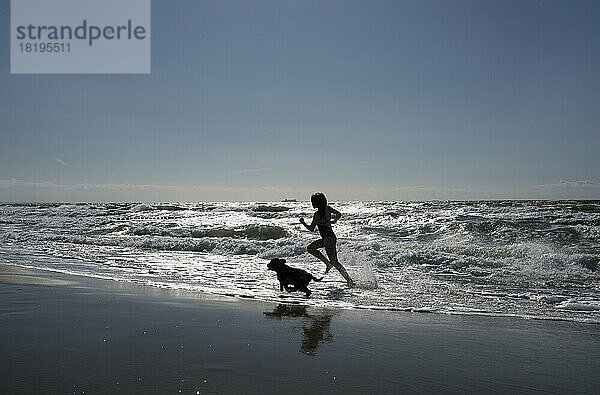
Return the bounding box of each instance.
[300,192,355,287]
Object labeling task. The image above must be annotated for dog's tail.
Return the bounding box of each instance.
[312,276,323,282]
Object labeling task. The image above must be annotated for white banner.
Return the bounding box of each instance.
[11,0,151,74]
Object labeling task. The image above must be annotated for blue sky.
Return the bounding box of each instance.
[1,0,599,201]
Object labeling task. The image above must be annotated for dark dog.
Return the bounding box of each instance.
[267,258,322,297]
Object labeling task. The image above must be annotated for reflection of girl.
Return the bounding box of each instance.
[300,192,355,287]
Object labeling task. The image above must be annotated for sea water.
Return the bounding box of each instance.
[1,200,599,322]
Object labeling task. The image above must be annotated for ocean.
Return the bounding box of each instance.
[1,200,599,323]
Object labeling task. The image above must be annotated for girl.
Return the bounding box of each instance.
[300,192,355,287]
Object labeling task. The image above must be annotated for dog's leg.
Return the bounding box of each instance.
[284,284,297,293]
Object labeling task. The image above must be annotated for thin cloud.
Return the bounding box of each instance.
[0,179,299,202]
[531,180,600,190]
[394,185,494,200]
[230,168,272,175]
[526,180,600,199]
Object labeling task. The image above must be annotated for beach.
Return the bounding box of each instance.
[4,0,600,392]
[1,264,599,394]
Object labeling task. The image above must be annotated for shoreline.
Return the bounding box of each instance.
[4,262,599,326]
[1,264,600,393]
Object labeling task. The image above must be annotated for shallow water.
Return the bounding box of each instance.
[1,200,599,322]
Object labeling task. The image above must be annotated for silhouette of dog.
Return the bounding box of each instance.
[267,258,322,297]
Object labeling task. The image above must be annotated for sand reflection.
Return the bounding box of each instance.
[264,304,334,356]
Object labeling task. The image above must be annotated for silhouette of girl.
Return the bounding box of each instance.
[300,192,355,287]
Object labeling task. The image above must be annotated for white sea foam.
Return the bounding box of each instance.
[131,203,153,212]
[556,300,600,311]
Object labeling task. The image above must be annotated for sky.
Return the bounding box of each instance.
[1,0,599,201]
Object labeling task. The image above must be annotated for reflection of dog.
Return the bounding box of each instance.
[267,258,322,297]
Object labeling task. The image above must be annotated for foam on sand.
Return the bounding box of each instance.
[0,264,72,286]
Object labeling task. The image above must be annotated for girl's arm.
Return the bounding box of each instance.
[329,207,341,224]
[300,213,317,232]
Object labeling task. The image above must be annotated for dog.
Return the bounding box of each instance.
[267,258,322,297]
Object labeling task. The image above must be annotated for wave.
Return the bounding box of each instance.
[154,204,187,211]
[44,233,263,255]
[131,203,153,212]
[127,224,289,241]
[191,225,288,240]
[556,300,600,311]
[252,205,291,212]
[16,227,600,286]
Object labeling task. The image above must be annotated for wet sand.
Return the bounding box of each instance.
[1,264,599,394]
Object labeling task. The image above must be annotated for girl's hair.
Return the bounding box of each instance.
[311,192,327,211]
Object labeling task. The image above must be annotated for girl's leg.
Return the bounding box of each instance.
[307,239,332,271]
[324,238,355,287]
